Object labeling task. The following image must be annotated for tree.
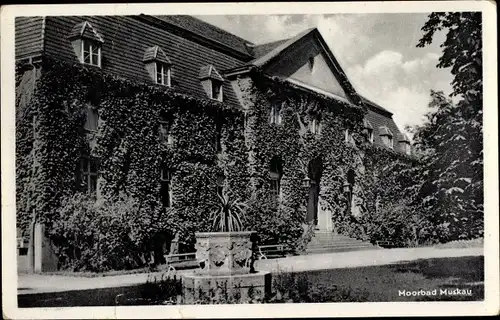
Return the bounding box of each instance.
[413,12,483,240]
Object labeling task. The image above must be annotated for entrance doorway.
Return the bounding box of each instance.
[306,157,322,228]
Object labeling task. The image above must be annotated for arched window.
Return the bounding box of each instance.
[270,102,282,125]
[312,117,322,135]
[346,169,355,207]
[269,156,283,198]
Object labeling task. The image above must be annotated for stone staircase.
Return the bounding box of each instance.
[305,231,379,255]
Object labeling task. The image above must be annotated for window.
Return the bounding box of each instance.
[270,103,282,125]
[403,142,411,155]
[199,65,224,101]
[346,169,355,209]
[367,128,374,143]
[211,80,223,101]
[311,118,321,135]
[81,156,98,195]
[156,62,171,86]
[81,39,101,67]
[69,21,104,68]
[269,156,283,199]
[363,119,374,143]
[379,126,394,149]
[159,119,174,147]
[388,136,394,149]
[345,129,354,144]
[84,106,99,132]
[160,167,173,208]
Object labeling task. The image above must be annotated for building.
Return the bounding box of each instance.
[15,15,411,255]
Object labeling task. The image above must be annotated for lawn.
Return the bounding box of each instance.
[284,255,484,302]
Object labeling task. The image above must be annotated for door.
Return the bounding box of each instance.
[306,181,319,225]
[317,196,333,231]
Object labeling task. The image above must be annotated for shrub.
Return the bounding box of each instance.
[357,196,439,247]
[243,191,303,247]
[49,192,177,272]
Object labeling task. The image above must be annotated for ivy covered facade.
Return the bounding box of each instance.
[15,15,415,268]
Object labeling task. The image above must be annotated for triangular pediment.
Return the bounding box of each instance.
[68,21,104,43]
[255,29,359,104]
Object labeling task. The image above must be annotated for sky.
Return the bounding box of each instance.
[196,14,455,134]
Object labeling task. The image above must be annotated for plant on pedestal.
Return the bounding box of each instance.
[194,188,256,275]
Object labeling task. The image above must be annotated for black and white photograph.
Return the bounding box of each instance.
[1,1,498,318]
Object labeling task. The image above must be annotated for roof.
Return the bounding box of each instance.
[249,28,316,66]
[68,21,104,43]
[359,95,392,115]
[248,38,289,60]
[16,14,406,152]
[154,15,254,57]
[143,46,171,64]
[199,65,224,82]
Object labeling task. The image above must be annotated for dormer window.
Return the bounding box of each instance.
[398,134,411,155]
[211,80,223,101]
[199,65,224,102]
[379,126,394,149]
[363,119,374,143]
[156,62,171,86]
[270,103,282,125]
[144,46,172,87]
[82,39,101,66]
[68,21,104,68]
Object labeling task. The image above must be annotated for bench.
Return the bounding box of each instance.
[164,252,199,271]
[376,240,395,248]
[258,244,294,260]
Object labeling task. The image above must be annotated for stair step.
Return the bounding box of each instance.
[306,243,374,250]
[313,235,363,240]
[309,239,367,244]
[306,232,375,254]
[305,246,380,254]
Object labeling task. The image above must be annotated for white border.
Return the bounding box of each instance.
[1,1,498,318]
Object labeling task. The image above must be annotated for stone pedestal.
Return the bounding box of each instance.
[183,271,271,303]
[194,231,257,273]
[182,231,271,303]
